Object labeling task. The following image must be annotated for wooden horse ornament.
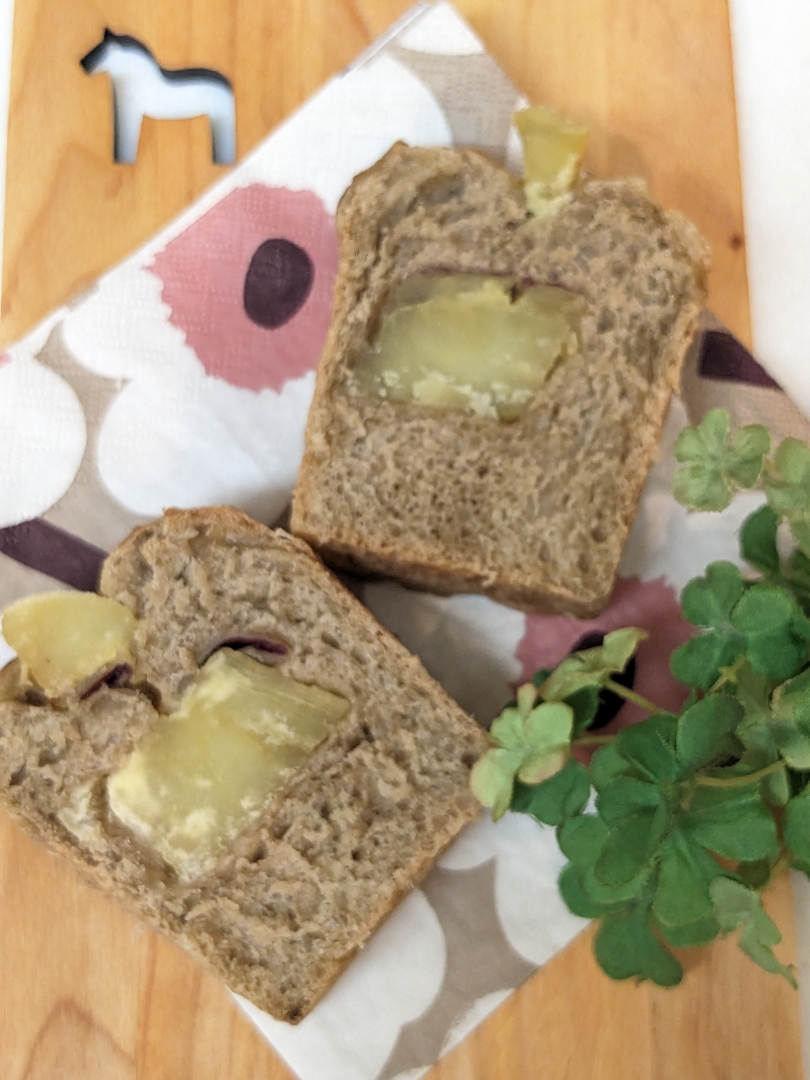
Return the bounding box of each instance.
[80,29,236,165]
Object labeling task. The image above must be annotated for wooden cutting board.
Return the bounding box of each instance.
[0,1,803,1078]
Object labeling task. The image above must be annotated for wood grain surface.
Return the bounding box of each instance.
[0,1,801,1078]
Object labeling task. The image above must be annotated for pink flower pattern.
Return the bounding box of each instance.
[516,576,694,730]
[150,185,339,392]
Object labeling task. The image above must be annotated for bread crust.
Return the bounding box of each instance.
[291,143,710,615]
[0,508,487,1022]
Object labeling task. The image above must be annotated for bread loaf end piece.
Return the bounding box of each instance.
[0,507,487,1021]
[291,143,710,616]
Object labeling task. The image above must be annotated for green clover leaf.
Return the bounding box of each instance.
[740,504,781,576]
[530,666,600,736]
[511,758,590,825]
[670,562,747,688]
[784,787,810,865]
[614,712,681,783]
[565,686,601,737]
[558,865,611,918]
[770,668,810,769]
[581,863,654,906]
[594,902,683,987]
[669,634,744,690]
[558,813,609,867]
[763,437,810,558]
[675,694,743,771]
[730,584,810,681]
[556,815,629,918]
[471,685,574,819]
[596,775,663,824]
[654,914,721,949]
[594,811,660,887]
[672,409,769,511]
[589,742,630,790]
[680,561,746,627]
[683,785,779,863]
[518,701,574,784]
[735,665,779,756]
[539,627,647,701]
[489,682,538,748]
[468,749,526,821]
[652,832,725,930]
[671,566,810,688]
[710,877,796,986]
[790,548,810,589]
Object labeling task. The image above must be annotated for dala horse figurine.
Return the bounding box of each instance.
[80,29,236,165]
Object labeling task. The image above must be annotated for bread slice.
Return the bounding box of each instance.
[0,507,487,1022]
[291,143,710,617]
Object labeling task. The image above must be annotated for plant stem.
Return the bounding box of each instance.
[771,851,791,881]
[573,733,616,748]
[604,679,662,715]
[708,656,745,695]
[695,760,785,789]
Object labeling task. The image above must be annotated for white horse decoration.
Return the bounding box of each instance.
[80,29,236,165]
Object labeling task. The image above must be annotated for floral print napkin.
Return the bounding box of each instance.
[1,4,808,1078]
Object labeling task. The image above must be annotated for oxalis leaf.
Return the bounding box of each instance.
[566,685,601,737]
[559,864,622,919]
[710,877,797,987]
[519,705,575,782]
[581,863,653,906]
[734,669,794,806]
[528,668,598,736]
[683,785,779,863]
[676,694,743,771]
[770,668,810,769]
[589,742,632,791]
[681,561,746,627]
[596,775,662,824]
[614,713,680,784]
[654,914,720,949]
[672,409,769,511]
[740,504,781,576]
[558,814,609,867]
[594,811,659,887]
[790,548,810,593]
[764,438,810,559]
[510,758,590,826]
[730,584,810,681]
[735,665,779,757]
[469,748,525,821]
[672,570,810,688]
[471,685,574,820]
[539,628,647,700]
[784,787,810,865]
[594,903,683,987]
[651,832,724,929]
[670,563,747,689]
[670,632,745,691]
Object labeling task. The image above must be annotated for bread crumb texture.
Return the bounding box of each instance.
[291,144,710,616]
[0,508,487,1022]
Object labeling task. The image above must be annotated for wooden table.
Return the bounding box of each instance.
[0,1,804,1077]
